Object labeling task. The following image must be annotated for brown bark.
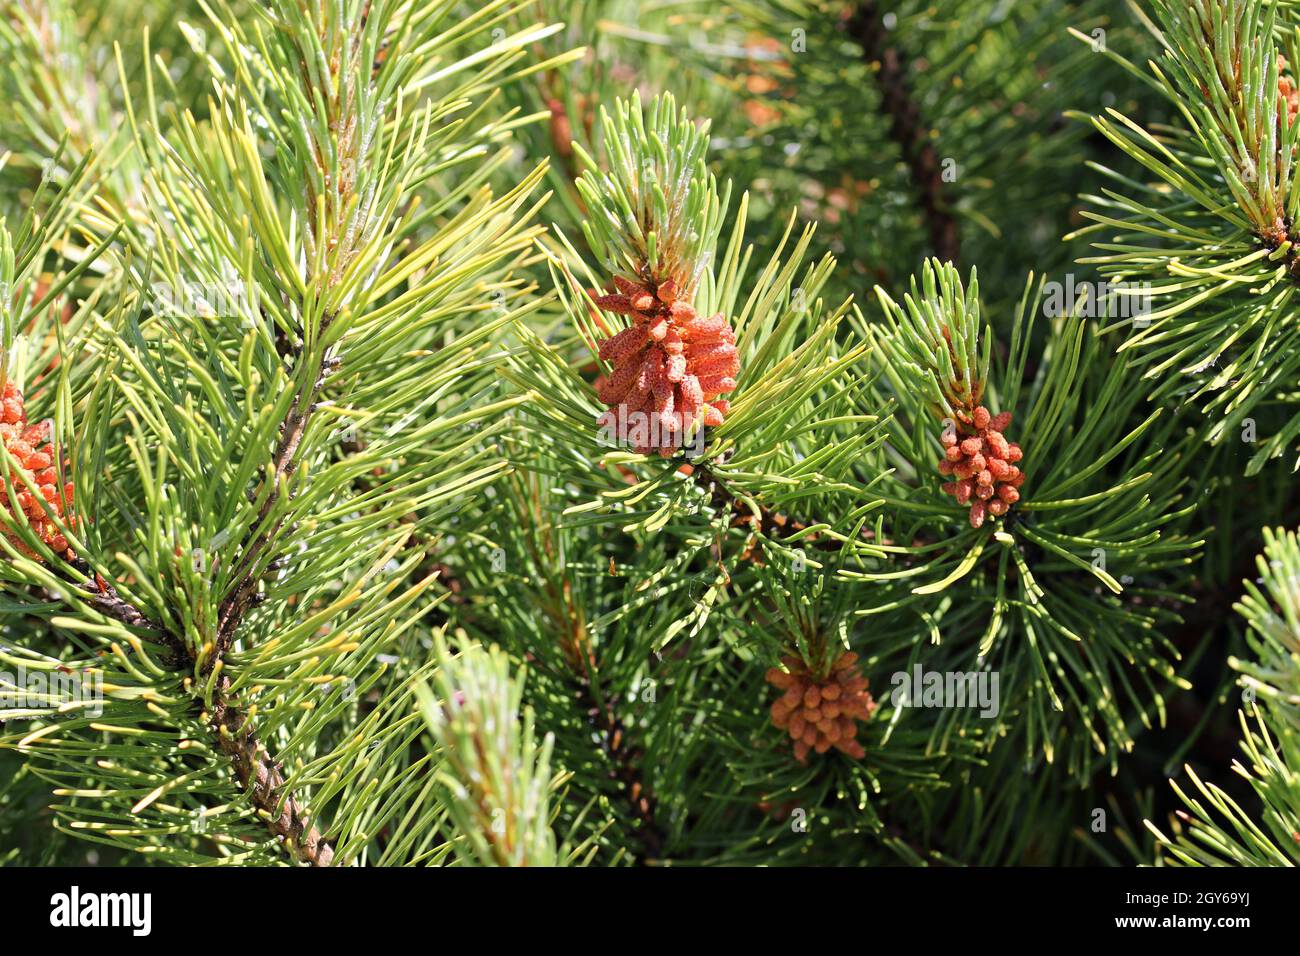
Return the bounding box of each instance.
[847,2,961,264]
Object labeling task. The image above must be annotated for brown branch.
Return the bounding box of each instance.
[209,679,333,865]
[572,673,664,862]
[77,574,165,635]
[846,2,960,264]
[214,354,335,661]
[178,332,340,859]
[546,564,664,860]
[75,572,335,865]
[526,529,666,861]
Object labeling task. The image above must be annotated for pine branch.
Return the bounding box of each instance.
[1151,524,1300,866]
[214,351,336,661]
[846,1,960,264]
[1072,0,1300,469]
[1156,491,1300,762]
[77,571,335,866]
[131,0,370,854]
[445,551,666,860]
[689,459,865,555]
[572,672,664,861]
[209,687,335,866]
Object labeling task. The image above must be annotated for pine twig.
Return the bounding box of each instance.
[76,573,336,864]
[210,682,334,865]
[215,351,336,660]
[689,460,865,555]
[472,579,666,861]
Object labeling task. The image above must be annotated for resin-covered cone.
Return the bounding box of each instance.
[593,276,738,456]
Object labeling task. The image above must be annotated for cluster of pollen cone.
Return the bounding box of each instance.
[1,381,74,559]
[766,652,877,764]
[937,404,1024,528]
[593,275,739,456]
